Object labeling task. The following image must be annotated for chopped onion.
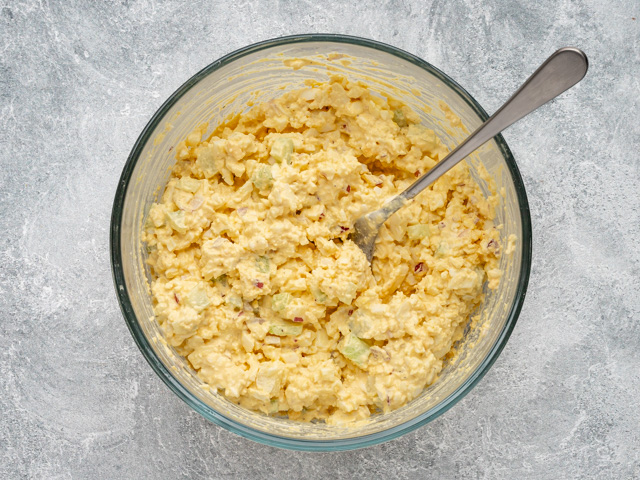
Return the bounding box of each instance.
[264,336,281,345]
[189,194,204,211]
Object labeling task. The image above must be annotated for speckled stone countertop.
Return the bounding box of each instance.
[1,1,638,478]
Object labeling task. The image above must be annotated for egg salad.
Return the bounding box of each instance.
[142,76,503,424]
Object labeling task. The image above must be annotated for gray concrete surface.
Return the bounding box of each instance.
[1,1,639,478]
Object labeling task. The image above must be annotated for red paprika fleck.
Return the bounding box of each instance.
[256,281,264,288]
[339,226,349,232]
[293,317,303,323]
[414,262,424,273]
[414,170,421,177]
[174,293,180,304]
[346,185,351,192]
[348,309,354,316]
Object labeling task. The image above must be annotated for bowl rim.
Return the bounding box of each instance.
[110,33,532,451]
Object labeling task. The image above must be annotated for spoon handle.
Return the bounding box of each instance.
[399,47,588,205]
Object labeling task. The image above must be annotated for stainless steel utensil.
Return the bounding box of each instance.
[351,47,588,263]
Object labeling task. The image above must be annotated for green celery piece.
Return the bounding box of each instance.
[268,322,303,337]
[251,165,273,190]
[271,137,294,163]
[225,294,243,310]
[392,109,408,127]
[407,223,431,240]
[339,333,370,366]
[165,210,187,234]
[312,287,328,304]
[256,255,270,273]
[268,398,279,414]
[435,242,449,258]
[271,292,291,312]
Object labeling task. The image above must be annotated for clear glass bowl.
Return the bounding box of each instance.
[110,34,531,451]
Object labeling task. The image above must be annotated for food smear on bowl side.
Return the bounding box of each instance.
[142,76,503,425]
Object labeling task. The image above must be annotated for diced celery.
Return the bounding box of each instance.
[271,137,294,164]
[214,274,228,288]
[177,177,201,193]
[225,294,243,310]
[256,255,270,274]
[312,287,328,304]
[268,322,303,337]
[165,210,187,234]
[268,398,279,414]
[435,242,449,258]
[251,165,273,190]
[392,109,407,128]
[338,333,370,366]
[186,283,210,312]
[271,292,291,312]
[407,223,431,240]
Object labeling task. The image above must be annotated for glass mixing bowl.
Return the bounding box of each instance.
[110,34,531,451]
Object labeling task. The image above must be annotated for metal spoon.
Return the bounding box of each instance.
[351,47,588,263]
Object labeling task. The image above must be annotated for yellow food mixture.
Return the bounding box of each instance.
[143,76,502,424]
